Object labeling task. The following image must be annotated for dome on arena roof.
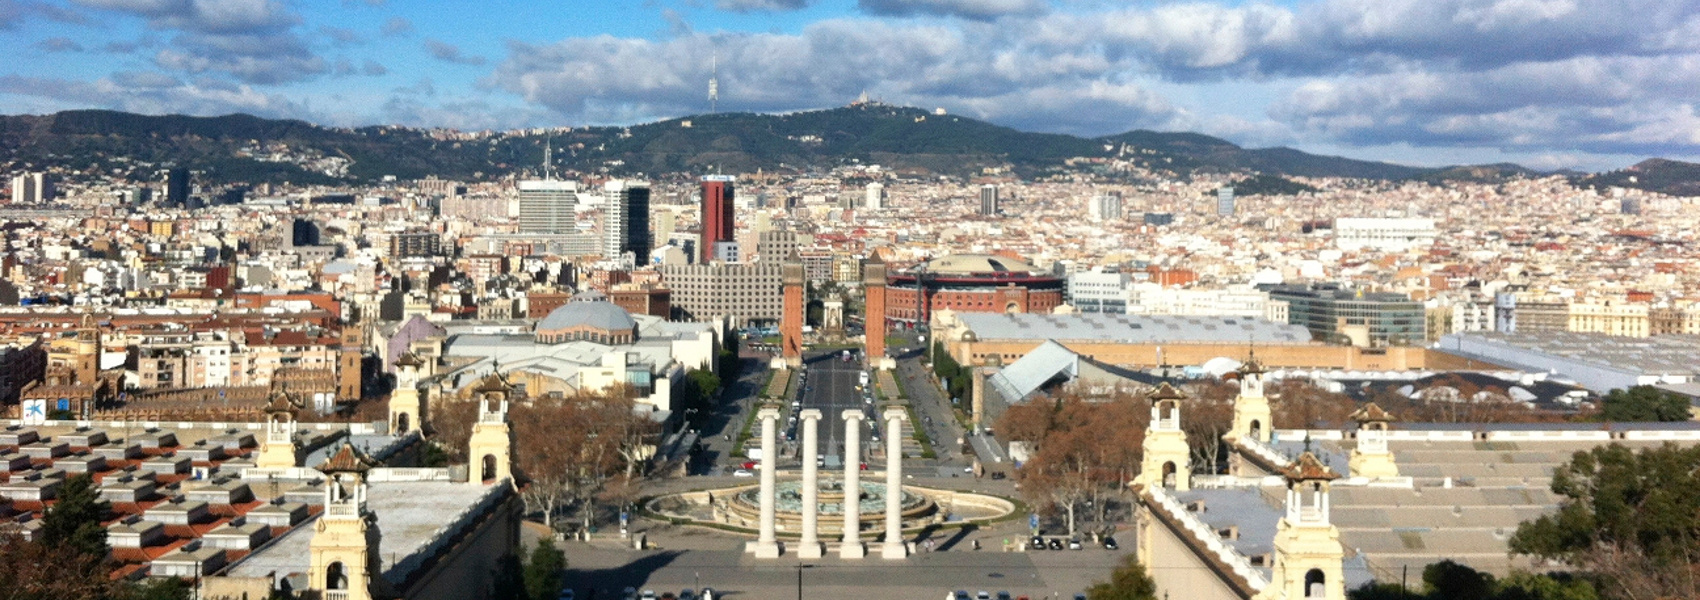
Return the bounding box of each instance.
[537,300,636,333]
[921,254,1040,275]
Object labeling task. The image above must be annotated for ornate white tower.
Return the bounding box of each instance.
[1137,383,1192,491]
[1347,403,1399,479]
[1261,453,1347,600]
[467,373,514,486]
[256,390,302,469]
[388,353,426,436]
[309,444,382,600]
[1229,353,1273,444]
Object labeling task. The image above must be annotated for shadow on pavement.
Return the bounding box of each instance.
[562,550,686,599]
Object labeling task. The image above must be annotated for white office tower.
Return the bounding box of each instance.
[864,182,885,210]
[9,172,51,204]
[1217,186,1235,216]
[517,180,579,234]
[1090,192,1124,221]
[604,180,653,266]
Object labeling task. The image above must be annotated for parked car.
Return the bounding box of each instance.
[732,469,754,477]
[557,591,575,600]
[996,592,1013,600]
[640,591,657,600]
[977,591,992,600]
[741,461,757,470]
[700,588,716,600]
[1029,536,1046,550]
[1048,538,1064,550]
[990,471,1006,480]
[1068,539,1083,550]
[622,587,637,600]
[1103,536,1119,550]
[679,589,696,600]
[950,591,970,600]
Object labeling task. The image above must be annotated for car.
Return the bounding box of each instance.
[860,462,869,470]
[660,594,676,600]
[963,466,974,473]
[1068,539,1083,550]
[977,591,991,600]
[622,587,638,600]
[640,591,657,600]
[991,471,1006,480]
[1048,538,1064,550]
[791,400,801,408]
[558,591,575,600]
[950,591,970,600]
[741,461,757,470]
[1102,536,1119,550]
[1074,595,1087,600]
[680,589,696,600]
[1029,536,1046,550]
[732,469,754,477]
[996,593,1012,600]
[700,589,716,600]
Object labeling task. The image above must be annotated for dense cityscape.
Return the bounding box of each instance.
[3,1,1700,600]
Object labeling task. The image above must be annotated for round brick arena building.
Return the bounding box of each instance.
[885,254,1065,325]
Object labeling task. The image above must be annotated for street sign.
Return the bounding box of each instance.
[21,399,45,426]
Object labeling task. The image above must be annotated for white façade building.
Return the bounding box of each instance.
[1333,218,1438,252]
[434,299,722,421]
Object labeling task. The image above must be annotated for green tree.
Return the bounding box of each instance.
[490,553,528,600]
[40,473,110,559]
[1086,554,1158,600]
[523,539,567,600]
[1424,560,1495,599]
[1510,443,1700,599]
[1493,572,1598,600]
[688,369,723,402]
[1598,386,1692,422]
[1348,582,1421,600]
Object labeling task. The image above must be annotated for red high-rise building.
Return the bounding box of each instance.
[699,176,736,263]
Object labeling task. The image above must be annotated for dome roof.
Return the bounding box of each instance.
[537,300,637,332]
[922,254,1040,275]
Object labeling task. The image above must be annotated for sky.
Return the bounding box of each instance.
[2,0,1699,172]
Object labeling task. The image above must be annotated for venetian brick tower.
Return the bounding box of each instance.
[863,254,894,370]
[781,255,805,368]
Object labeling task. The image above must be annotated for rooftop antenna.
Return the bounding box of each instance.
[543,138,554,180]
[708,51,719,113]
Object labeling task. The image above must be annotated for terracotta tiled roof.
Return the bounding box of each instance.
[1352,402,1395,424]
[1280,451,1341,482]
[1146,382,1188,402]
[316,443,377,474]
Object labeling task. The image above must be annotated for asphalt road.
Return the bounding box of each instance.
[887,331,978,471]
[691,352,771,476]
[796,350,873,466]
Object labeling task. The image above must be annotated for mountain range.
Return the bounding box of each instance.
[2,105,1697,196]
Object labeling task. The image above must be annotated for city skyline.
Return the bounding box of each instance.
[1,0,1696,172]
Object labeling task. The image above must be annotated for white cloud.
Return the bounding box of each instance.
[858,0,1048,20]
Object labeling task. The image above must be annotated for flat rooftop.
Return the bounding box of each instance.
[958,313,1311,344]
[227,478,506,587]
[1444,331,1700,376]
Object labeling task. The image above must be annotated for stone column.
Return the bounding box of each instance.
[839,410,866,559]
[881,406,908,559]
[754,405,782,558]
[798,409,824,558]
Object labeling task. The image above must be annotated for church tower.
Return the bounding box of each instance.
[1347,403,1399,479]
[74,313,101,386]
[1229,353,1272,444]
[467,373,514,485]
[1262,452,1347,600]
[255,390,302,469]
[388,353,426,436]
[1137,383,1192,491]
[309,444,383,600]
